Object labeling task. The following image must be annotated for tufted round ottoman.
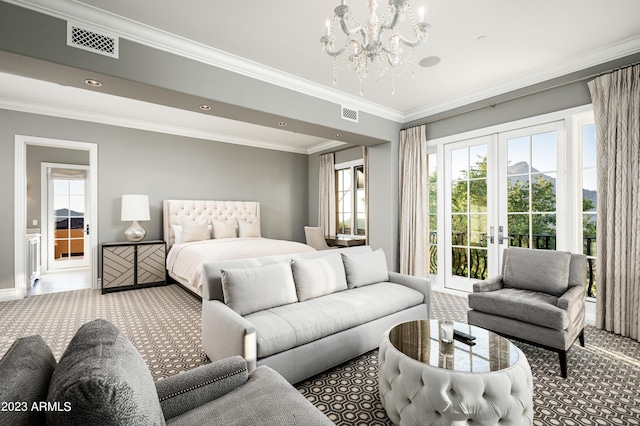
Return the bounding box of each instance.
[379,320,533,426]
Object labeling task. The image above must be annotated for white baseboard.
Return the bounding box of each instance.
[0,288,18,302]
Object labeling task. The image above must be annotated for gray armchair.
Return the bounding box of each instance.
[467,247,587,378]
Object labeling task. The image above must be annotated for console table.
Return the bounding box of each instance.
[101,240,166,293]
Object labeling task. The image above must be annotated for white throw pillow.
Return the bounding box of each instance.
[171,225,184,244]
[221,262,298,316]
[291,253,348,301]
[212,218,237,239]
[237,218,261,238]
[181,218,210,243]
[341,249,389,288]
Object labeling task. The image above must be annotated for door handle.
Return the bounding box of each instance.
[498,226,513,245]
[488,226,495,244]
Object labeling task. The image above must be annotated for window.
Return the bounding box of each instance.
[335,162,365,236]
[428,153,438,274]
[581,122,597,298]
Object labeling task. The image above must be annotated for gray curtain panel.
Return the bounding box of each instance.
[398,125,428,277]
[588,63,640,341]
[318,152,336,237]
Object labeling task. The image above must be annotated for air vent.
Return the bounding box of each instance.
[67,22,119,59]
[341,106,359,123]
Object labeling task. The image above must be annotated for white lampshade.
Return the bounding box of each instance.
[121,195,150,221]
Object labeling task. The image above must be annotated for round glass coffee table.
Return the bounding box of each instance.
[379,320,533,425]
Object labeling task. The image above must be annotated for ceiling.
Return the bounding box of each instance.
[2,0,640,152]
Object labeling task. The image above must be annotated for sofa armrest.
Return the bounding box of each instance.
[155,356,248,421]
[557,285,585,311]
[388,271,431,317]
[202,300,257,371]
[472,275,504,292]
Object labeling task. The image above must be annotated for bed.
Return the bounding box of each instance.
[163,200,315,296]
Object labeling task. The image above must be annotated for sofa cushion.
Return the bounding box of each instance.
[468,287,568,330]
[0,335,56,426]
[342,248,389,288]
[503,248,572,296]
[46,319,165,426]
[222,262,298,316]
[291,253,348,301]
[247,282,425,358]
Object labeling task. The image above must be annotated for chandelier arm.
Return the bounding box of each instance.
[395,33,427,48]
[380,6,401,31]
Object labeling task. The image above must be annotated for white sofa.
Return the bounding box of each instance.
[201,246,431,383]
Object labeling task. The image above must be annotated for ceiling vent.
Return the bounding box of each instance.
[67,22,119,59]
[341,106,359,123]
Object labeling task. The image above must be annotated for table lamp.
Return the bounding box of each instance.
[121,194,150,242]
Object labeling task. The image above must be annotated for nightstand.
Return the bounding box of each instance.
[101,240,166,293]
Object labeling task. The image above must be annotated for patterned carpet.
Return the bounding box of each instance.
[1,284,639,425]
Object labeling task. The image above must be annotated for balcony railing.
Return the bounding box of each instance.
[429,232,597,297]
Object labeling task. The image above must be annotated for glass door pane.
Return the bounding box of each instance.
[48,172,89,270]
[444,135,497,291]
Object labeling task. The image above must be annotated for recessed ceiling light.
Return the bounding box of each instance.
[419,56,441,68]
[277,121,287,127]
[84,79,102,87]
[199,104,212,111]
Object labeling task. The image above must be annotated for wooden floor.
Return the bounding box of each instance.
[27,268,91,296]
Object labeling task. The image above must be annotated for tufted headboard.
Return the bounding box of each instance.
[163,200,260,250]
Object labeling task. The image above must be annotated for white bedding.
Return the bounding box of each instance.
[166,237,316,295]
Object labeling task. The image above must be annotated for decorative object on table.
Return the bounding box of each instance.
[121,194,150,242]
[320,0,430,95]
[439,320,453,343]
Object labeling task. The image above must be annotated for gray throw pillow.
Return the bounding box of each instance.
[503,247,572,296]
[46,319,165,426]
[0,335,56,426]
[341,248,389,288]
[291,253,348,301]
[221,262,298,315]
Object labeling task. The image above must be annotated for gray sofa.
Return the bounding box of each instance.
[0,319,333,425]
[202,246,431,384]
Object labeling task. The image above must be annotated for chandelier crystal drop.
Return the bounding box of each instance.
[320,0,430,95]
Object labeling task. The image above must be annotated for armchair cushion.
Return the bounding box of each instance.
[46,319,165,426]
[468,288,569,330]
[503,247,572,296]
[0,335,56,426]
[156,356,248,420]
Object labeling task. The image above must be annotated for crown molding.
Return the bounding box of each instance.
[8,0,405,123]
[0,97,321,154]
[403,35,640,122]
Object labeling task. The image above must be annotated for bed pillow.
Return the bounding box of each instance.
[181,218,210,243]
[341,249,389,288]
[212,218,237,239]
[291,253,348,301]
[221,262,297,316]
[237,218,261,238]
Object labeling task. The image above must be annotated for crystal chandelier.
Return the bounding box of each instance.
[320,0,430,95]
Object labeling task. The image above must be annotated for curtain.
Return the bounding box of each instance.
[588,64,640,341]
[363,146,370,244]
[318,152,336,237]
[398,125,428,276]
[49,168,87,180]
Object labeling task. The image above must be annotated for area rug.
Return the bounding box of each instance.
[1,285,639,425]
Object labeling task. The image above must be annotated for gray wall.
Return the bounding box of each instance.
[26,145,90,228]
[1,109,308,291]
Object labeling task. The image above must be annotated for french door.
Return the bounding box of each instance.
[443,121,565,291]
[45,165,90,271]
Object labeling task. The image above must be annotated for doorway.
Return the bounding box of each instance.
[14,135,98,300]
[443,121,565,291]
[41,163,90,271]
